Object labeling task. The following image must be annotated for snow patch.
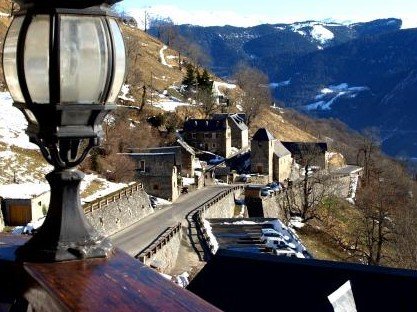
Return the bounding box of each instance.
[118,84,135,102]
[0,183,49,199]
[0,92,38,150]
[203,219,219,253]
[270,80,291,88]
[81,174,128,204]
[159,45,172,68]
[305,83,369,111]
[311,24,334,44]
[212,81,236,98]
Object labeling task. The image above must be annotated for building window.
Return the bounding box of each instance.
[204,133,211,138]
[153,184,159,190]
[212,143,216,148]
[139,160,145,172]
[216,133,221,138]
[192,133,196,139]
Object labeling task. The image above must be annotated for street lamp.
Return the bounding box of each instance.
[2,0,126,261]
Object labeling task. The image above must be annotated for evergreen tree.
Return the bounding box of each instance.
[182,63,196,90]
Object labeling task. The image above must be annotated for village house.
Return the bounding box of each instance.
[0,183,50,226]
[212,113,249,151]
[182,118,232,157]
[125,152,180,201]
[250,128,292,183]
[281,141,328,169]
[129,139,196,177]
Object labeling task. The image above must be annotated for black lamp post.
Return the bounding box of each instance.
[2,0,126,262]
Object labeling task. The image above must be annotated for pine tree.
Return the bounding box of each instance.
[182,63,196,90]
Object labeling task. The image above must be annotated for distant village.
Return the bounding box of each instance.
[125,110,361,204]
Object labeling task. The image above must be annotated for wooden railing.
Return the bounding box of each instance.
[83,182,143,214]
[137,222,182,263]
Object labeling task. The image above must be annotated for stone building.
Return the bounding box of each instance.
[0,183,50,226]
[127,153,180,201]
[212,113,249,150]
[250,128,292,183]
[281,141,328,169]
[129,139,196,177]
[182,118,232,157]
[273,141,293,182]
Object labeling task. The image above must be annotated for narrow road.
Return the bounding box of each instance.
[110,185,232,256]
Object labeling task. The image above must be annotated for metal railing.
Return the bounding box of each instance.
[83,182,143,214]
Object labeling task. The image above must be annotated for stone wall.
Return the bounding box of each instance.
[85,185,154,237]
[202,189,239,219]
[0,208,4,232]
[137,223,182,274]
[245,193,286,220]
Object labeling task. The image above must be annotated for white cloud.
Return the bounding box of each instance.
[127,4,417,30]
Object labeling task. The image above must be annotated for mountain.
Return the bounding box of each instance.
[148,19,417,158]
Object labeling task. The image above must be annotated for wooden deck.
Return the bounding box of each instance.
[0,234,219,312]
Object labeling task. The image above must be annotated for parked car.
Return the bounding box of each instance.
[260,187,274,196]
[273,248,298,257]
[261,228,284,242]
[267,182,282,192]
[264,237,287,250]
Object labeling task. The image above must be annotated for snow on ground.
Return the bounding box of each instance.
[311,24,334,44]
[152,98,191,112]
[212,81,236,97]
[0,183,49,199]
[118,84,135,102]
[81,174,128,204]
[346,174,360,204]
[290,21,334,44]
[270,80,291,88]
[0,92,38,150]
[159,45,172,68]
[182,177,195,186]
[289,216,305,229]
[151,196,171,206]
[222,220,257,225]
[12,217,45,235]
[203,219,219,253]
[306,83,369,111]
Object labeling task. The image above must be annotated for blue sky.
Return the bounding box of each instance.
[120,0,417,29]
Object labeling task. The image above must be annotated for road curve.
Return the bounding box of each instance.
[110,185,232,256]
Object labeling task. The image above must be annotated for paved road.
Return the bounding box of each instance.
[110,185,232,256]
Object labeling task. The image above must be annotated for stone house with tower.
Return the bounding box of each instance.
[250,128,292,183]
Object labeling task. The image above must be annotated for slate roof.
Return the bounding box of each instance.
[274,141,291,157]
[183,119,228,132]
[281,141,328,155]
[252,128,275,141]
[176,139,195,155]
[212,113,248,131]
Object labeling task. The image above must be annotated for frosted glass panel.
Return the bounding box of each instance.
[3,16,24,103]
[107,19,126,103]
[60,16,109,103]
[24,15,50,103]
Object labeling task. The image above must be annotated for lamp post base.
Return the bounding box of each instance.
[16,169,113,262]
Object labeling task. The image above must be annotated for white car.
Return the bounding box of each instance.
[273,248,298,257]
[260,228,284,242]
[264,237,287,249]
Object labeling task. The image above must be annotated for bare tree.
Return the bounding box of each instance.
[233,64,271,127]
[197,88,218,118]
